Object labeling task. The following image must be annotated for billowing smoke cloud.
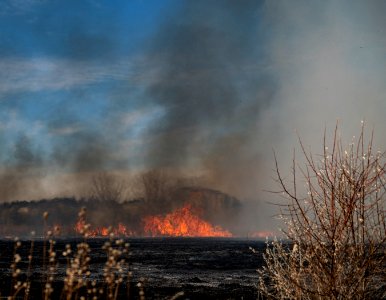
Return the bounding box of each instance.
[142,0,386,230]
[248,0,386,230]
[144,0,275,198]
[257,0,386,180]
[0,134,44,201]
[0,1,135,201]
[1,0,386,233]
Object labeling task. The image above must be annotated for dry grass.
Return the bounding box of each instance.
[3,208,136,300]
[258,124,386,299]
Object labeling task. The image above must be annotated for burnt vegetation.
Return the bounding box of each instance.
[0,173,242,238]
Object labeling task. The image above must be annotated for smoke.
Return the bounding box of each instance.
[144,0,275,198]
[247,0,386,230]
[1,1,386,233]
[257,0,386,178]
[141,0,386,231]
[0,133,44,201]
[0,1,134,201]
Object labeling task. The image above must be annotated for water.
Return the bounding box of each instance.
[0,238,266,299]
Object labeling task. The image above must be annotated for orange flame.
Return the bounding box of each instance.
[74,219,134,237]
[74,218,86,234]
[100,227,109,236]
[143,204,232,237]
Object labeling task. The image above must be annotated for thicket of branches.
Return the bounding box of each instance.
[259,125,386,299]
[90,172,125,202]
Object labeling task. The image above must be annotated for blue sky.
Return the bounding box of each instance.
[0,0,269,174]
[1,0,386,206]
[0,0,181,169]
[0,0,175,58]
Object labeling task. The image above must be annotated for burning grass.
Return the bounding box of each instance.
[1,209,197,300]
[2,214,134,300]
[74,219,134,238]
[0,186,242,238]
[72,204,233,238]
[0,189,269,299]
[0,205,235,299]
[143,204,232,237]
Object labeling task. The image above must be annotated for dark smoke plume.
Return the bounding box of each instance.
[2,1,385,234]
[0,134,44,202]
[144,1,275,198]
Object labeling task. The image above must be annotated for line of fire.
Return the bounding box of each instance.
[0,183,272,239]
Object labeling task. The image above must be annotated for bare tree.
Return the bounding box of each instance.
[258,124,386,299]
[90,172,124,202]
[138,169,177,213]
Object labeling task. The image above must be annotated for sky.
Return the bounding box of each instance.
[0,0,176,168]
[1,0,386,229]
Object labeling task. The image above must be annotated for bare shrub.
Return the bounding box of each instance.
[138,169,176,213]
[259,124,386,299]
[137,169,201,212]
[140,169,171,201]
[90,172,125,203]
[1,207,139,300]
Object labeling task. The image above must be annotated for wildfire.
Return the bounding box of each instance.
[74,219,134,237]
[143,204,232,237]
[73,204,232,238]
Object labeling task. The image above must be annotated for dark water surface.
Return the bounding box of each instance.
[0,238,265,299]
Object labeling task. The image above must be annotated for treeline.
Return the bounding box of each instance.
[0,185,241,237]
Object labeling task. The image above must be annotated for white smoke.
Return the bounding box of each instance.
[251,0,386,231]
